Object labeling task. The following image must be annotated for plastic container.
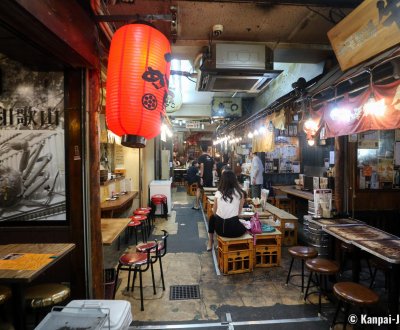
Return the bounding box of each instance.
[35,306,108,330]
[65,300,132,330]
[104,268,116,299]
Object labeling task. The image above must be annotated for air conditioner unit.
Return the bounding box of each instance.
[196,44,282,93]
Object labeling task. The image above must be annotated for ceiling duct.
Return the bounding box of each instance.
[196,43,282,94]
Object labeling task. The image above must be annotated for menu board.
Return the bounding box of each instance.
[0,253,55,270]
[313,189,332,218]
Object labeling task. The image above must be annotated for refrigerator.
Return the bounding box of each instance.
[149,179,172,215]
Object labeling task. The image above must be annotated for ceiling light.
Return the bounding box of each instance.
[247,132,253,139]
[307,139,315,146]
[364,97,386,116]
[330,106,352,122]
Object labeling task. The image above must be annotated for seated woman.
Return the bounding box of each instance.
[207,169,246,251]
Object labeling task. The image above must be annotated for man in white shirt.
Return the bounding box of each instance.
[250,151,264,198]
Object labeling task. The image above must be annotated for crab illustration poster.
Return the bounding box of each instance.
[0,55,66,222]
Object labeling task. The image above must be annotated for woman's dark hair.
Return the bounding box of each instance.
[218,169,244,203]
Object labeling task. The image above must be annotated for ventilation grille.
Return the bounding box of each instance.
[170,285,200,300]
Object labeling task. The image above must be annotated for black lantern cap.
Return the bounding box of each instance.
[121,135,147,148]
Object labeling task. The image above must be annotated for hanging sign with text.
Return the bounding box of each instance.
[328,0,400,71]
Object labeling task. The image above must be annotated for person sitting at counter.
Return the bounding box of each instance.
[187,160,201,210]
[207,170,246,251]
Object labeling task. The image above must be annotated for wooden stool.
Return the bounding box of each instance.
[331,282,379,329]
[304,258,339,315]
[217,233,254,275]
[25,283,70,325]
[0,286,12,329]
[285,246,318,293]
[188,183,198,196]
[0,286,11,305]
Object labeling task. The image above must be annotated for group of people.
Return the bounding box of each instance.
[186,145,265,251]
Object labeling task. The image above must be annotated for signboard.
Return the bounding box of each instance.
[211,97,242,118]
[0,55,66,223]
[328,0,400,71]
[185,121,201,129]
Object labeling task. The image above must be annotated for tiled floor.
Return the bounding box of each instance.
[103,187,390,329]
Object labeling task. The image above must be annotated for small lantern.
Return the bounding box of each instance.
[106,23,171,148]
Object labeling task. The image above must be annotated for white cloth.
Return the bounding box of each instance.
[214,190,241,219]
[251,155,264,185]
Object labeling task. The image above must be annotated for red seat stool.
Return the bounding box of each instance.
[151,194,168,220]
[134,209,152,236]
[130,215,148,242]
[136,230,168,291]
[127,219,146,245]
[113,243,160,311]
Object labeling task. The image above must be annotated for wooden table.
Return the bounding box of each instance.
[100,191,138,218]
[101,218,131,249]
[0,243,75,330]
[322,225,400,321]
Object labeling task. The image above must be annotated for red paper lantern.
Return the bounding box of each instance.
[106,23,171,148]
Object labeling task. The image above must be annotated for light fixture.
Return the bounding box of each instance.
[268,120,274,132]
[201,123,205,130]
[330,106,352,122]
[307,138,315,146]
[106,23,171,148]
[363,72,386,117]
[179,120,182,126]
[259,125,267,134]
[364,97,386,116]
[247,132,254,139]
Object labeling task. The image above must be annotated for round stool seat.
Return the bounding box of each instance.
[128,220,141,227]
[119,252,148,266]
[138,207,152,212]
[288,246,318,259]
[131,215,147,222]
[0,285,11,304]
[25,284,70,309]
[305,258,339,274]
[151,194,167,203]
[333,282,379,306]
[136,241,164,253]
[134,209,150,216]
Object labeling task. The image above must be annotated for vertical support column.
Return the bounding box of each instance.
[334,136,345,214]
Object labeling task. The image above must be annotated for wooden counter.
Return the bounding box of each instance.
[101,218,131,246]
[272,185,314,200]
[100,191,138,217]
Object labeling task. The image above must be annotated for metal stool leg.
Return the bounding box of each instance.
[159,256,165,291]
[285,257,295,285]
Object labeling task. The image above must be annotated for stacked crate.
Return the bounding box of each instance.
[217,233,254,275]
[254,229,282,268]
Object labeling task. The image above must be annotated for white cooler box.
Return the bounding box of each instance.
[66,300,132,330]
[35,300,132,330]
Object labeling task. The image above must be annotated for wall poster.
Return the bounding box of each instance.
[0,55,66,223]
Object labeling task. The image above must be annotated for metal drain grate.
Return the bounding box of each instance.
[169,285,200,300]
